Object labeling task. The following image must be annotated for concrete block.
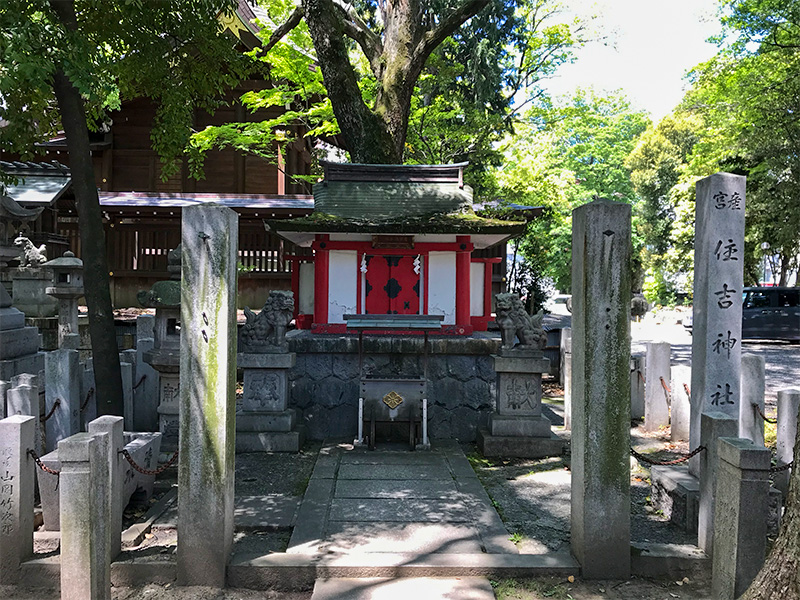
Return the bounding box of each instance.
[235,430,305,453]
[477,429,565,459]
[136,314,155,341]
[236,409,296,432]
[88,416,124,560]
[0,327,39,360]
[650,464,699,533]
[488,413,552,437]
[712,437,770,599]
[44,349,80,453]
[698,411,737,557]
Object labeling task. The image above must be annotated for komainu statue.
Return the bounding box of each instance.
[495,293,547,352]
[239,290,295,353]
[13,235,47,268]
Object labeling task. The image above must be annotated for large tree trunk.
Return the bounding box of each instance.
[50,1,124,417]
[741,411,800,600]
[302,0,398,163]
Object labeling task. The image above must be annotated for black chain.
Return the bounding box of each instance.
[631,445,706,466]
[753,403,778,424]
[120,448,178,476]
[80,388,95,412]
[40,399,60,423]
[770,461,794,473]
[28,449,60,476]
[133,374,147,390]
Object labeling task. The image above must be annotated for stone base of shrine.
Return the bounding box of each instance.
[476,428,566,459]
[236,426,306,453]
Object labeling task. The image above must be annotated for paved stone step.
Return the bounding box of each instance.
[227,551,580,590]
[337,464,452,480]
[322,522,484,554]
[310,577,496,599]
[329,498,471,522]
[335,479,458,499]
[340,453,445,466]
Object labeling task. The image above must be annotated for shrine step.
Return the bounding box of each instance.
[309,577,496,600]
[226,551,580,591]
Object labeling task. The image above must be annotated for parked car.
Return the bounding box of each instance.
[684,287,800,342]
[545,294,572,316]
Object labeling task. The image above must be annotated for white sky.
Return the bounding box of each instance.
[543,0,723,121]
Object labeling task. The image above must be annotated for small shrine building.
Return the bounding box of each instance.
[268,162,526,334]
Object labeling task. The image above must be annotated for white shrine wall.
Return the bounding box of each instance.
[427,252,456,324]
[470,263,485,317]
[327,250,358,323]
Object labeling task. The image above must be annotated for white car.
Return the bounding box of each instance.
[545,294,572,315]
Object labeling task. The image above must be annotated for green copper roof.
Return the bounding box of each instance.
[265,210,526,235]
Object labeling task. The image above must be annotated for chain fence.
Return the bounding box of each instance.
[753,403,778,424]
[133,374,147,391]
[630,444,706,466]
[28,449,60,476]
[80,388,95,412]
[120,448,179,476]
[40,399,60,423]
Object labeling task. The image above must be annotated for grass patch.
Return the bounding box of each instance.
[491,577,574,599]
[765,421,777,449]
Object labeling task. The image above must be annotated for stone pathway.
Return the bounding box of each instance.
[289,439,518,599]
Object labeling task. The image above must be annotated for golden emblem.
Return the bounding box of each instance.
[383,391,404,409]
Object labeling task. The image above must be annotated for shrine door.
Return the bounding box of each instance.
[364,255,420,315]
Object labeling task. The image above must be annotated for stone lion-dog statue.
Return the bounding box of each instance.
[495,293,546,351]
[240,290,295,352]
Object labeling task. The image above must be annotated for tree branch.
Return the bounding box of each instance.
[262,6,305,54]
[332,0,383,75]
[413,0,489,68]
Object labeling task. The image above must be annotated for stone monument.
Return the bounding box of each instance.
[477,293,564,457]
[0,285,43,381]
[236,290,305,452]
[140,246,181,450]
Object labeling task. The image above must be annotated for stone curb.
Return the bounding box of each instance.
[121,486,177,547]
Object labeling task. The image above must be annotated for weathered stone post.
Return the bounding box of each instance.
[698,411,737,557]
[7,381,42,454]
[711,437,770,600]
[0,415,35,584]
[630,353,646,421]
[644,342,670,431]
[88,416,124,559]
[59,432,110,600]
[561,328,572,430]
[690,173,746,474]
[134,314,159,432]
[740,354,765,446]
[670,365,691,442]
[570,200,631,579]
[45,349,80,452]
[177,204,238,587]
[775,389,800,496]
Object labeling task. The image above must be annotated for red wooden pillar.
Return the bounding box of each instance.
[313,235,330,324]
[483,261,494,320]
[455,236,471,327]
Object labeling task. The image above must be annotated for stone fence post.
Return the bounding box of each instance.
[644,342,670,431]
[561,328,572,430]
[712,437,770,599]
[740,354,765,446]
[570,200,631,579]
[45,349,80,452]
[775,389,800,496]
[59,432,111,600]
[630,353,645,421]
[670,365,691,442]
[134,314,159,432]
[88,416,124,560]
[0,415,35,584]
[7,382,42,455]
[698,411,737,557]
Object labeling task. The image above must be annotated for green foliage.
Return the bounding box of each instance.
[493,90,649,292]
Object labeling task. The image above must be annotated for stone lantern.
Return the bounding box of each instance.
[138,246,181,449]
[43,251,84,348]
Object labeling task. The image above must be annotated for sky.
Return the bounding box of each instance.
[543,0,724,121]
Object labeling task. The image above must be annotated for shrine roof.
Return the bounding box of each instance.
[265,210,527,248]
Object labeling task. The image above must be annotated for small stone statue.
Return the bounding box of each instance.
[495,292,547,352]
[631,293,649,321]
[239,290,295,353]
[13,235,47,268]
